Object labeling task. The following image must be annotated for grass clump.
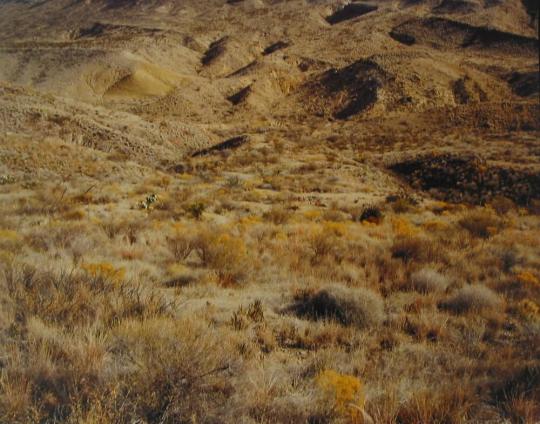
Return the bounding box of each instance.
[387,193,417,213]
[441,284,503,314]
[459,210,502,238]
[289,284,385,329]
[410,268,450,293]
[263,205,291,225]
[391,236,438,263]
[185,202,206,220]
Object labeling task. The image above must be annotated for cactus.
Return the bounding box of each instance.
[141,193,159,210]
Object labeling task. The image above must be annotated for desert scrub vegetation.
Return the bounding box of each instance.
[0,263,237,423]
[317,370,371,423]
[391,235,440,263]
[289,284,386,329]
[358,205,384,224]
[0,142,539,423]
[410,268,450,293]
[165,224,250,286]
[441,284,503,314]
[458,209,504,238]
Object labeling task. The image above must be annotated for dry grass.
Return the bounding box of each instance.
[1,168,538,424]
[0,127,538,424]
[0,135,538,422]
[391,236,440,263]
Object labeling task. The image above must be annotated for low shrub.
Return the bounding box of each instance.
[391,236,438,263]
[185,202,205,220]
[317,369,368,421]
[410,268,450,293]
[358,206,384,224]
[459,210,502,238]
[167,232,194,261]
[263,205,291,225]
[387,193,417,214]
[192,229,248,286]
[288,284,385,329]
[441,284,502,314]
[490,196,515,215]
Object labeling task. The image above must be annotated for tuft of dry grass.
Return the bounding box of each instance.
[263,205,292,225]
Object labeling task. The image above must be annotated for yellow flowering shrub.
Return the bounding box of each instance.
[0,229,21,241]
[239,215,263,228]
[392,217,419,238]
[302,222,347,263]
[167,263,191,277]
[303,210,322,221]
[193,230,248,286]
[0,229,23,252]
[517,299,540,320]
[515,271,540,287]
[317,370,366,421]
[322,221,348,237]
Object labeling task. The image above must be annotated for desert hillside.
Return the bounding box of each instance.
[0,0,539,423]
